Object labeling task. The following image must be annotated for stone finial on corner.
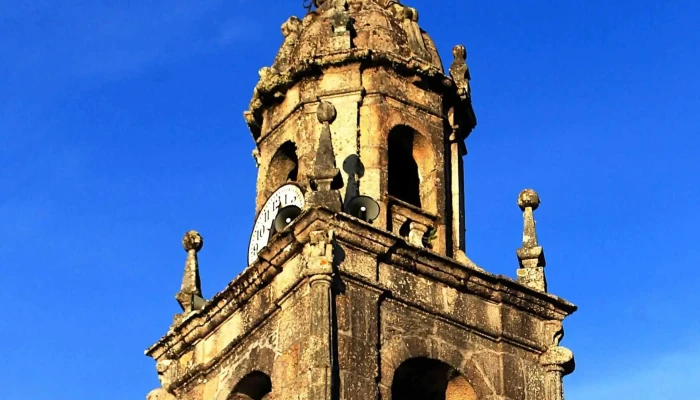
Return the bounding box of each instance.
[175,230,204,312]
[306,101,343,212]
[449,44,471,101]
[516,189,547,292]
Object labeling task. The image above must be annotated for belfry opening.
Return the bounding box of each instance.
[388,126,422,208]
[267,141,298,187]
[391,358,477,400]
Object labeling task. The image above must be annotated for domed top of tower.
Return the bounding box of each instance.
[245,0,453,138]
[278,0,443,73]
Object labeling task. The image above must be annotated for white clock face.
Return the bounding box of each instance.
[248,184,305,265]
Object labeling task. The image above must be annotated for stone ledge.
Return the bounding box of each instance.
[146,207,576,362]
[247,49,455,140]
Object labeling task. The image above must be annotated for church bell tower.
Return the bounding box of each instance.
[145,1,577,399]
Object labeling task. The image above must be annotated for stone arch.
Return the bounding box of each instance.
[391,357,477,400]
[265,141,299,194]
[380,335,487,400]
[387,125,437,213]
[381,336,461,389]
[214,347,276,400]
[227,371,272,400]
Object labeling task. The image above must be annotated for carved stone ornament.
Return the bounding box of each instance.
[449,44,471,100]
[329,8,351,35]
[281,16,301,37]
[182,230,203,252]
[155,359,177,389]
[304,230,335,277]
[544,320,564,347]
[540,346,575,372]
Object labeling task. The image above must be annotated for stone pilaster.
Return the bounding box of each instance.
[304,230,336,399]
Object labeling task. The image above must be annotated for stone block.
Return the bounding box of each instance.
[338,334,377,379]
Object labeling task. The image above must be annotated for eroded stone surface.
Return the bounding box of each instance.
[145,1,576,399]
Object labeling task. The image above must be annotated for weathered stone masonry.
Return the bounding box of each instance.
[145,1,576,399]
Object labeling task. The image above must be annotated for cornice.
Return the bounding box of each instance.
[146,207,576,362]
[245,49,456,140]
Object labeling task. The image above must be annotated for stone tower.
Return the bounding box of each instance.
[145,1,576,400]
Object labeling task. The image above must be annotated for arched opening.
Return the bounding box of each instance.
[266,141,299,191]
[388,127,421,207]
[387,126,436,212]
[228,371,272,400]
[391,357,477,400]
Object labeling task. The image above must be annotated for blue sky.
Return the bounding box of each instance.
[1,0,698,399]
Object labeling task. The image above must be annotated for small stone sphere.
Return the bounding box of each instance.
[316,101,337,123]
[182,230,203,252]
[518,189,540,211]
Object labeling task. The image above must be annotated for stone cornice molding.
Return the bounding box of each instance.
[246,49,457,139]
[146,207,576,363]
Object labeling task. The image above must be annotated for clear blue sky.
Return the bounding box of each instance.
[1,1,698,399]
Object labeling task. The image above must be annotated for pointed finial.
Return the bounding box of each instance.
[306,101,342,212]
[175,231,203,311]
[516,189,547,291]
[313,101,340,188]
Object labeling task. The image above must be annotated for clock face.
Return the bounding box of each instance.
[248,184,305,265]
